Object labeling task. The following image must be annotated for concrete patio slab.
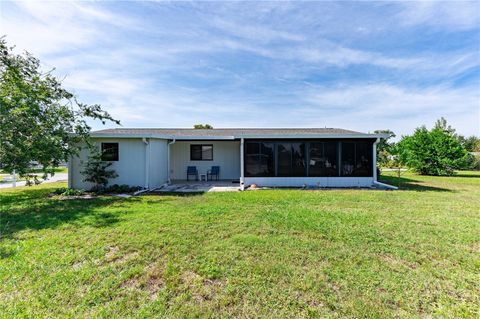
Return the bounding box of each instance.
[153,180,240,193]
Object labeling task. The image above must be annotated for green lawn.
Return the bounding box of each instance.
[1,172,479,318]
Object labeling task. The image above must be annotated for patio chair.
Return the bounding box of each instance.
[207,166,220,181]
[187,166,198,181]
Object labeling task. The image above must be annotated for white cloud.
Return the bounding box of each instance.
[0,1,135,56]
[397,1,480,31]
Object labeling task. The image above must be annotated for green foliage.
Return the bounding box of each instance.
[397,118,470,175]
[0,38,119,181]
[102,184,143,194]
[193,124,213,129]
[53,187,85,196]
[374,130,396,167]
[457,135,480,152]
[80,148,118,192]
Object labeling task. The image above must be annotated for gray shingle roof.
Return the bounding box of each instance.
[90,128,381,139]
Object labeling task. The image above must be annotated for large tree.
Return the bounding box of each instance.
[0,38,119,180]
[397,118,470,175]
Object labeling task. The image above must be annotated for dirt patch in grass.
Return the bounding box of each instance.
[380,254,418,270]
[105,246,140,264]
[181,270,226,303]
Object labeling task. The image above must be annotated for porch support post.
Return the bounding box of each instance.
[373,138,379,182]
[240,138,245,191]
[143,138,150,189]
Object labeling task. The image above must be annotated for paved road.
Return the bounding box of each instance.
[0,173,68,189]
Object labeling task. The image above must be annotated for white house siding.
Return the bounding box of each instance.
[70,138,148,189]
[148,139,169,188]
[244,177,375,188]
[170,141,240,180]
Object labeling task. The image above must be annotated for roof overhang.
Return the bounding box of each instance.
[89,133,388,140]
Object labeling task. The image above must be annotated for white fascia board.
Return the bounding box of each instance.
[173,136,236,140]
[89,134,173,139]
[235,133,387,139]
[89,133,388,140]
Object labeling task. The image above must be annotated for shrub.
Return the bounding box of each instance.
[81,148,118,192]
[397,118,470,176]
[53,187,85,196]
[101,184,143,194]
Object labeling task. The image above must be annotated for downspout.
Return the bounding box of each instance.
[372,138,379,183]
[167,138,176,184]
[240,138,245,191]
[143,137,150,189]
[372,138,397,190]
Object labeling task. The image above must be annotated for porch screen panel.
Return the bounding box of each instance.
[245,142,275,177]
[291,143,306,176]
[353,142,372,177]
[324,142,339,176]
[309,142,338,177]
[308,143,324,176]
[277,143,292,176]
[341,142,355,176]
[260,142,275,177]
[340,141,373,177]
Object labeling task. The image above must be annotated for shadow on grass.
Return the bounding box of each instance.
[0,186,128,243]
[378,175,453,192]
[449,173,480,178]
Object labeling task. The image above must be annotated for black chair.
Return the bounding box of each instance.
[207,166,220,181]
[187,166,198,181]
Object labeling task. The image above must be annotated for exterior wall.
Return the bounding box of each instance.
[244,177,375,188]
[148,139,169,188]
[70,138,169,189]
[170,141,240,180]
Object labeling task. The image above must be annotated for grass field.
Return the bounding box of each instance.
[0,172,479,318]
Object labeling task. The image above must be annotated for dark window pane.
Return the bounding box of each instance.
[277,143,292,176]
[341,142,355,176]
[101,143,119,161]
[324,142,338,176]
[190,144,212,160]
[354,142,372,176]
[202,145,213,160]
[190,145,202,160]
[292,143,306,176]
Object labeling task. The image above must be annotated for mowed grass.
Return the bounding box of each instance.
[0,172,479,318]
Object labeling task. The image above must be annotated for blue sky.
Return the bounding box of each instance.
[1,1,479,137]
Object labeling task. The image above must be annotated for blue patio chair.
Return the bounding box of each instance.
[187,166,198,181]
[207,166,220,181]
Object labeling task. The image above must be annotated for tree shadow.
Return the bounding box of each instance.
[0,187,127,243]
[449,173,480,178]
[378,175,453,192]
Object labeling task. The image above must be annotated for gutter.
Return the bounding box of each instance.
[167,138,176,184]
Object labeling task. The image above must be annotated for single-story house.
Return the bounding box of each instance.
[69,128,391,190]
